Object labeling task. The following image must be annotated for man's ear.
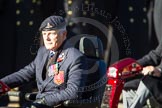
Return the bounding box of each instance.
[63,31,67,39]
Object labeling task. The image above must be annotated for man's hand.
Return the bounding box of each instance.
[142,66,161,77]
[34,98,46,105]
[29,98,49,108]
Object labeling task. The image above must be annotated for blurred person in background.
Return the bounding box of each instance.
[123,0,162,107]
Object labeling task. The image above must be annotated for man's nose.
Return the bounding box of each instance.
[46,35,51,41]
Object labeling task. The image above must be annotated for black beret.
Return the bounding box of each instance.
[39,15,66,31]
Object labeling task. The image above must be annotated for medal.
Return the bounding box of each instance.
[48,62,59,77]
[54,71,64,85]
[54,62,59,75]
[47,52,65,77]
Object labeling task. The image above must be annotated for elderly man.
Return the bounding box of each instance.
[0,15,87,108]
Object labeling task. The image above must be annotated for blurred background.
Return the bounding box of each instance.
[0,0,160,107]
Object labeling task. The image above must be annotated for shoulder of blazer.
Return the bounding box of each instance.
[67,47,84,58]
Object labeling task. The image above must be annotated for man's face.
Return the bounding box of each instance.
[42,30,67,51]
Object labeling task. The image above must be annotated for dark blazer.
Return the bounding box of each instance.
[1,42,87,106]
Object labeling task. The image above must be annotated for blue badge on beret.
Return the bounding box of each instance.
[39,15,66,31]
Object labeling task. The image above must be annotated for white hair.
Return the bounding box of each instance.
[58,25,67,34]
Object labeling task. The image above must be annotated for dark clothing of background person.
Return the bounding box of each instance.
[124,0,162,105]
[137,39,162,103]
[135,0,162,103]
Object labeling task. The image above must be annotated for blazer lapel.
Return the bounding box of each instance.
[39,50,49,81]
[41,76,53,92]
[57,49,68,69]
[57,42,71,68]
